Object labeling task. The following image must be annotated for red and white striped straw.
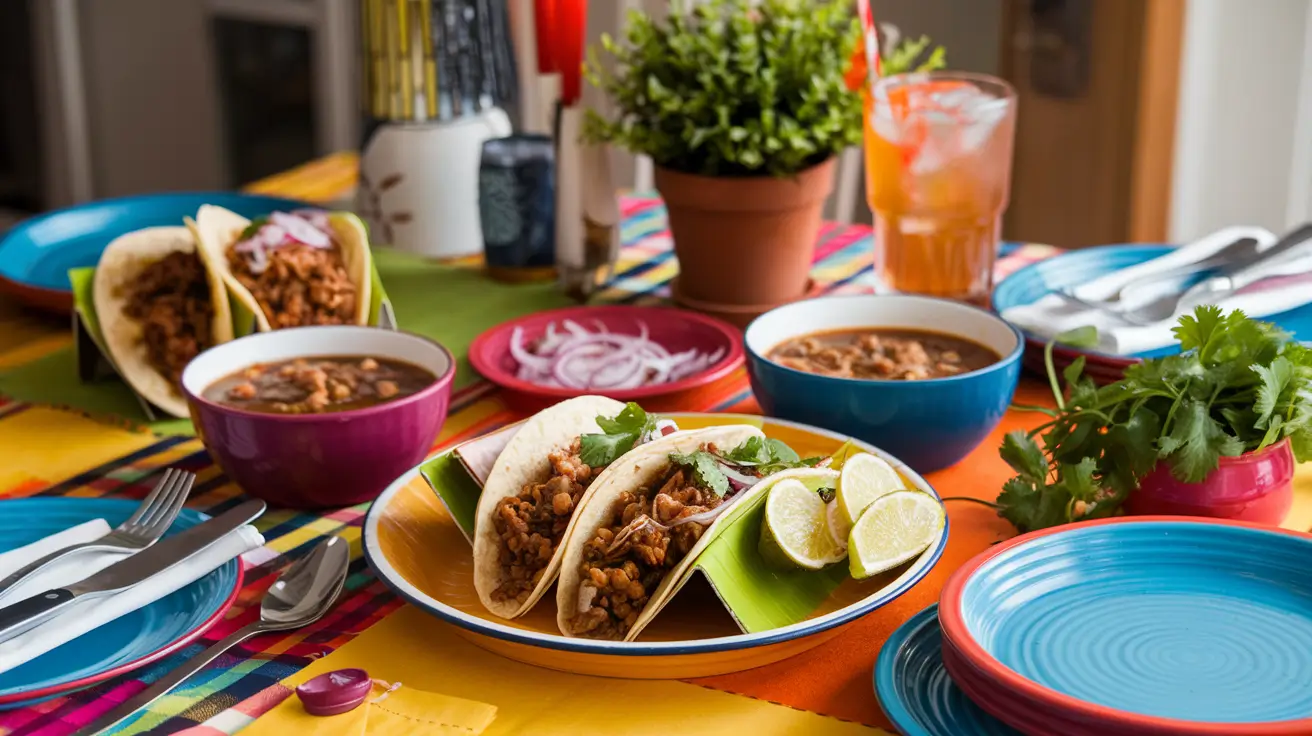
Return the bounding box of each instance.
[857,0,882,89]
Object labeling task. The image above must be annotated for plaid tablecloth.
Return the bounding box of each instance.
[0,154,1059,735]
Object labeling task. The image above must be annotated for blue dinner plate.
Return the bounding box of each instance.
[874,604,1019,736]
[992,244,1312,362]
[0,498,242,709]
[944,519,1312,728]
[0,192,307,314]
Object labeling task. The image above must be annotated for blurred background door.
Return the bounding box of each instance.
[8,0,1312,250]
[14,0,358,213]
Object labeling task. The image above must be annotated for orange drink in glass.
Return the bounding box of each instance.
[864,72,1017,305]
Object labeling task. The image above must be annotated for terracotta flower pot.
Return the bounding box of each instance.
[656,159,835,323]
[1126,439,1295,525]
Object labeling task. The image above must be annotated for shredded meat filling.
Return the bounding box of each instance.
[121,251,214,391]
[569,467,723,639]
[491,441,595,604]
[227,243,357,328]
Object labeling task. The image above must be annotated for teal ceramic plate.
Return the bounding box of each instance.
[875,604,1018,736]
[0,498,242,709]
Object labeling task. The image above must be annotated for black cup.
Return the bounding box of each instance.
[479,135,556,280]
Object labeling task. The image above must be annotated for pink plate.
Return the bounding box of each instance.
[469,305,745,412]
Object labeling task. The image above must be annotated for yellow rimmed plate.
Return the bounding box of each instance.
[362,413,949,679]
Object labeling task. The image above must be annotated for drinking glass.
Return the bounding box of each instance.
[864,72,1017,305]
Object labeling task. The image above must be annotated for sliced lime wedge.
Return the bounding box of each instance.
[848,490,945,580]
[759,478,847,570]
[833,452,904,542]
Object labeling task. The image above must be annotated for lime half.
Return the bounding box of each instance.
[760,479,847,570]
[833,452,904,542]
[848,490,945,579]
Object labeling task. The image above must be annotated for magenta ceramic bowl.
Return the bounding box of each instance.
[182,326,454,509]
[1126,440,1295,525]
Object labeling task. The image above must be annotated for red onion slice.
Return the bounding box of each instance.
[271,211,331,248]
[506,319,728,390]
[510,326,552,372]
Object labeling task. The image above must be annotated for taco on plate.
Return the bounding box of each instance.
[472,396,756,619]
[192,205,372,330]
[556,435,828,641]
[92,226,233,417]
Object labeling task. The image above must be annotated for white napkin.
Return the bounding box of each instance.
[999,226,1310,355]
[0,519,263,675]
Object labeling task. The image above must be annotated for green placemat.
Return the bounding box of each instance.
[0,248,573,435]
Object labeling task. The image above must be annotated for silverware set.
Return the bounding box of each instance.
[0,468,352,735]
[1056,223,1312,325]
[76,536,351,736]
[0,468,195,598]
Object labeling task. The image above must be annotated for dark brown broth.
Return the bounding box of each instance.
[203,355,435,414]
[767,328,1000,380]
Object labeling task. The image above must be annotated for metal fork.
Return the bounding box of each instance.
[0,468,195,598]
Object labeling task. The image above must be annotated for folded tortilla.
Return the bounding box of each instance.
[191,205,372,331]
[472,396,762,621]
[553,431,837,642]
[92,226,233,418]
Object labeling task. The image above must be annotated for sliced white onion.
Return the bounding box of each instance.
[271,211,331,248]
[509,326,551,372]
[247,245,269,275]
[259,223,288,248]
[717,462,761,490]
[506,319,727,391]
[666,501,733,528]
[292,208,332,231]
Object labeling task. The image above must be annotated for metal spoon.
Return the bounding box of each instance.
[77,536,351,736]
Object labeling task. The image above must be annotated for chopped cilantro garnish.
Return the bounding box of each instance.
[719,435,822,475]
[577,402,657,467]
[668,450,731,497]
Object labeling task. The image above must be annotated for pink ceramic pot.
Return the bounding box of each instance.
[1126,440,1294,525]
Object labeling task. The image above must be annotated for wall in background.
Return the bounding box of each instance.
[1170,0,1311,242]
[79,0,223,198]
[849,0,1005,225]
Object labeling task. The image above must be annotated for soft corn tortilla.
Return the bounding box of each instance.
[191,204,372,331]
[473,395,626,619]
[92,226,233,418]
[554,425,803,641]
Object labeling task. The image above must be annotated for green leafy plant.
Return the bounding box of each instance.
[995,306,1312,533]
[584,0,944,178]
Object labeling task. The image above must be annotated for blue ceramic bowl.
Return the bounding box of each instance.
[744,294,1023,472]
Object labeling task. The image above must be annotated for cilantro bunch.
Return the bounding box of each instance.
[997,306,1312,532]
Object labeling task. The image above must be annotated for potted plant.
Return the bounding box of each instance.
[993,307,1312,533]
[584,0,944,323]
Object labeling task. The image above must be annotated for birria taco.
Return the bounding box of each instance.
[557,434,828,640]
[192,205,372,331]
[92,226,233,417]
[473,396,739,619]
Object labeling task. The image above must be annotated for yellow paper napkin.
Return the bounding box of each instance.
[240,605,881,736]
[250,680,497,736]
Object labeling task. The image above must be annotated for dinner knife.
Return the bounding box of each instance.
[1176,223,1312,312]
[0,499,265,646]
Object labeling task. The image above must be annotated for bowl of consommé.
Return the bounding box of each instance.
[744,294,1023,472]
[182,326,455,508]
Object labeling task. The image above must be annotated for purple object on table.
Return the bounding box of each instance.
[297,668,373,716]
[181,326,455,509]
